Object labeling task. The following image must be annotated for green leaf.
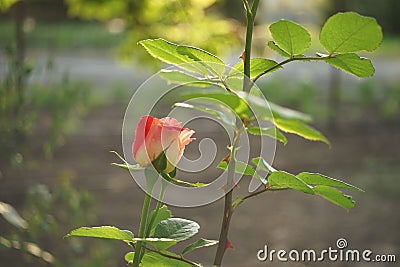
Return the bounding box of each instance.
[168,177,209,187]
[154,218,200,242]
[0,202,28,229]
[251,157,276,173]
[269,102,312,122]
[274,118,330,145]
[139,39,207,75]
[173,102,236,127]
[139,38,226,76]
[132,237,177,251]
[320,12,382,54]
[111,163,144,171]
[267,41,291,58]
[313,185,355,210]
[124,252,134,265]
[269,19,311,56]
[182,238,219,255]
[297,172,363,191]
[217,160,265,183]
[182,91,253,120]
[111,150,144,171]
[241,92,312,122]
[139,39,192,66]
[143,252,194,267]
[268,171,314,194]
[66,226,134,241]
[247,126,287,145]
[322,53,375,78]
[159,70,213,87]
[147,205,173,236]
[231,58,280,78]
[124,252,193,267]
[176,45,226,75]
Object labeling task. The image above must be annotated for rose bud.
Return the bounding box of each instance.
[132,116,195,174]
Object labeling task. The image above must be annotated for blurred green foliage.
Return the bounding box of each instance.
[260,78,400,123]
[64,0,242,63]
[0,0,18,11]
[0,173,119,267]
[0,46,92,164]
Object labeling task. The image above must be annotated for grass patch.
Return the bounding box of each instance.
[0,20,126,49]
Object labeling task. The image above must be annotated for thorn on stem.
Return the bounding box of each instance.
[240,50,246,62]
[226,239,235,251]
[219,181,240,192]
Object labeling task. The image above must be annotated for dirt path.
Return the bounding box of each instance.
[1,101,399,266]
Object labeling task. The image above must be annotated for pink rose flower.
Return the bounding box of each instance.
[132,116,195,173]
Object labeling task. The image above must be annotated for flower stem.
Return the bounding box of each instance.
[132,192,152,267]
[132,169,158,267]
[213,130,241,266]
[144,180,167,238]
[242,0,260,92]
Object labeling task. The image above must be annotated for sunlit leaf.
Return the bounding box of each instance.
[251,157,276,173]
[173,102,236,127]
[110,150,144,171]
[246,126,287,144]
[217,160,265,183]
[139,38,226,76]
[66,226,134,241]
[176,45,226,75]
[230,58,280,78]
[268,171,314,194]
[240,92,312,122]
[159,70,213,87]
[132,237,177,251]
[154,218,199,242]
[182,91,253,120]
[322,53,375,78]
[124,252,134,265]
[313,186,355,210]
[111,163,144,171]
[267,41,291,58]
[139,39,191,65]
[139,39,207,75]
[297,172,363,191]
[320,12,382,54]
[182,238,219,255]
[168,177,209,187]
[274,119,330,145]
[124,251,193,267]
[268,102,312,122]
[269,19,311,56]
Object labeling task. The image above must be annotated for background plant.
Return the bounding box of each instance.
[0,173,118,267]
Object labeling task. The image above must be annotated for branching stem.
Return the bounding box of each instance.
[242,0,260,92]
[252,56,331,83]
[144,245,198,266]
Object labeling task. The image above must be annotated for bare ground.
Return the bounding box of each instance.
[1,101,399,267]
